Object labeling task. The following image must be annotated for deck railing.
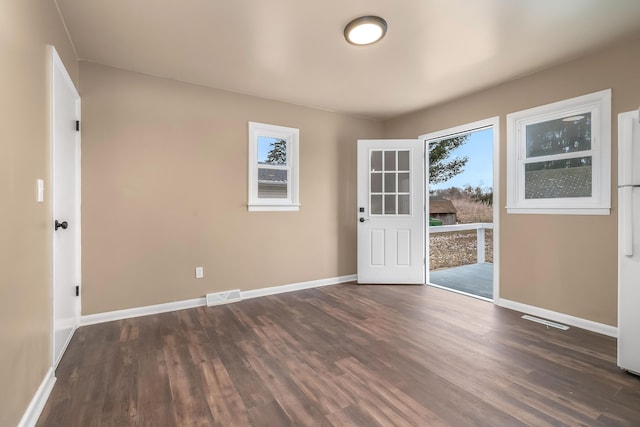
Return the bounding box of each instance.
[429,223,493,264]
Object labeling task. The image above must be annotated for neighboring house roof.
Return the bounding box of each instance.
[429,198,457,214]
[258,168,287,184]
[525,167,591,199]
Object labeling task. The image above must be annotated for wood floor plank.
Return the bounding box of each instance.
[197,356,250,426]
[239,339,333,426]
[37,284,640,426]
[247,400,294,427]
[136,349,173,407]
[250,318,354,415]
[336,356,449,426]
[162,343,216,426]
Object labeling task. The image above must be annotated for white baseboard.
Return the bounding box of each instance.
[18,368,56,427]
[80,297,206,326]
[241,274,357,300]
[80,274,357,326]
[495,297,618,337]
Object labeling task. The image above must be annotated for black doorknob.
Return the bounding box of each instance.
[55,220,68,231]
[359,217,366,223]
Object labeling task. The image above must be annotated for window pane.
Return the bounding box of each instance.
[371,173,382,193]
[258,136,287,165]
[525,112,591,158]
[370,150,412,215]
[384,195,396,214]
[384,151,396,171]
[371,195,382,215]
[258,168,288,198]
[398,195,410,215]
[384,173,396,193]
[398,150,410,171]
[525,156,592,199]
[398,173,409,193]
[371,151,382,171]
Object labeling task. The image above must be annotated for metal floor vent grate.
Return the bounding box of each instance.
[206,289,242,307]
[521,315,569,330]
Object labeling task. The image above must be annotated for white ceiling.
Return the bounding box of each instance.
[56,0,640,120]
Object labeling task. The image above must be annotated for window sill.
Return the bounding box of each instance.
[248,204,300,212]
[506,207,610,215]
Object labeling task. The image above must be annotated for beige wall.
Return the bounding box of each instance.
[80,62,383,314]
[0,1,78,425]
[385,36,640,326]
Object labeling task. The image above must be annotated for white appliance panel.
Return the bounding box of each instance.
[618,188,640,374]
[618,109,640,375]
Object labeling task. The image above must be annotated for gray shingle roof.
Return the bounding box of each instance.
[525,166,591,199]
[258,168,287,184]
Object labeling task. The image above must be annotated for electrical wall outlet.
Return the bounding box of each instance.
[195,267,204,279]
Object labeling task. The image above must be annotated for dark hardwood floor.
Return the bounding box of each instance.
[37,284,640,426]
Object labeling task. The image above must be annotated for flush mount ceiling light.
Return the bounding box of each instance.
[344,16,387,46]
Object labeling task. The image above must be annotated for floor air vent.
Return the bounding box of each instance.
[206,289,242,307]
[521,315,569,330]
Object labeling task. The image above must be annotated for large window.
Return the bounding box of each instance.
[248,122,299,211]
[506,89,611,215]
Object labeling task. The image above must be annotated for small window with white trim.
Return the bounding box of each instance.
[248,122,299,211]
[506,89,611,215]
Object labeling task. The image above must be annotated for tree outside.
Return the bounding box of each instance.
[266,139,287,164]
[429,135,469,185]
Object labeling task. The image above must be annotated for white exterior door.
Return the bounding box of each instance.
[357,140,425,284]
[51,46,81,367]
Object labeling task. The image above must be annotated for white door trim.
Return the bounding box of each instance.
[419,116,500,301]
[50,45,81,367]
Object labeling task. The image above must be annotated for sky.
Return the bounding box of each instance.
[257,136,282,163]
[430,127,494,190]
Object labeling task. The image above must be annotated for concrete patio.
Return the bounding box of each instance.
[429,262,493,299]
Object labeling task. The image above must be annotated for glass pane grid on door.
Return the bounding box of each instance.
[370,149,411,215]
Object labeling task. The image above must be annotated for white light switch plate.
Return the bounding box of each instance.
[195,267,204,279]
[36,179,44,202]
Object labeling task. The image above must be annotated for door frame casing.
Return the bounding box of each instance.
[419,116,500,301]
[50,45,82,367]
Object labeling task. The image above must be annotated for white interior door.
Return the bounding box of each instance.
[51,46,81,367]
[357,140,425,284]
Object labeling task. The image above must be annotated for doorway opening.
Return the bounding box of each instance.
[421,118,499,301]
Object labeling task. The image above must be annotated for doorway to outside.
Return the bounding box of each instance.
[421,118,499,301]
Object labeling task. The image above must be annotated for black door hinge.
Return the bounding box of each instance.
[75,120,80,131]
[75,285,80,297]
